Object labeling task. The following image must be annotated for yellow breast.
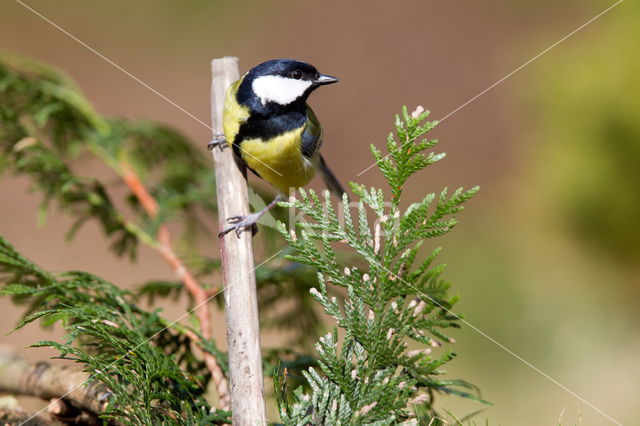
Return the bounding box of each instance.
[239,129,317,194]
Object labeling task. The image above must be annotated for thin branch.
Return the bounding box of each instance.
[0,406,65,426]
[0,350,107,423]
[120,165,230,411]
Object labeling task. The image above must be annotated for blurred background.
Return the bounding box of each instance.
[1,0,638,424]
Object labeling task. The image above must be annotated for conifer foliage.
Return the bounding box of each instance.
[0,236,228,424]
[0,52,481,425]
[275,107,480,424]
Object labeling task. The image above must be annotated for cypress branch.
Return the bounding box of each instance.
[274,106,482,424]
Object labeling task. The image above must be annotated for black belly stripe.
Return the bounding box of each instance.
[232,106,308,179]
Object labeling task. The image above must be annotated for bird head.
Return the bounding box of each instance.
[237,59,338,112]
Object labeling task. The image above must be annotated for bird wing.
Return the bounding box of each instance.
[302,106,347,198]
[301,106,323,158]
[222,78,263,177]
[319,154,347,199]
[223,79,250,148]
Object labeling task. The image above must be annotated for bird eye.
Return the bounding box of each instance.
[291,70,303,80]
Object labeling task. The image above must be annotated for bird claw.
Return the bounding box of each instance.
[208,134,227,151]
[219,214,260,238]
[226,215,245,224]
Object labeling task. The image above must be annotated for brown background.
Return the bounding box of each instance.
[1,1,637,424]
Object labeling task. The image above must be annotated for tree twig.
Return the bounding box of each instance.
[210,57,267,424]
[0,406,66,426]
[120,165,230,411]
[0,350,107,422]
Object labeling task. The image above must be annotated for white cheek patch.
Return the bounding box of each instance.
[252,75,313,105]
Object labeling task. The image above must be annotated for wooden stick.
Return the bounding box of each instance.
[210,57,266,425]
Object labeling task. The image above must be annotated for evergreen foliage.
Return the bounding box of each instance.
[274,107,481,424]
[0,235,229,424]
[0,51,215,258]
[0,52,481,425]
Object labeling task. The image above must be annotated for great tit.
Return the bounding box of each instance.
[212,59,346,237]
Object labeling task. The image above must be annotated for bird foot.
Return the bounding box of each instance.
[208,134,227,151]
[219,213,260,238]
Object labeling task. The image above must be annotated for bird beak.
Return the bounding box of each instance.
[314,73,339,85]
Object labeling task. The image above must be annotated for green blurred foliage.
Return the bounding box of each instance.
[527,1,640,264]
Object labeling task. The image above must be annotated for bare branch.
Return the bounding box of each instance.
[0,350,107,422]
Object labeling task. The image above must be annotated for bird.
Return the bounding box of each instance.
[210,59,346,238]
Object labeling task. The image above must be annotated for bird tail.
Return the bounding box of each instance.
[319,155,348,200]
